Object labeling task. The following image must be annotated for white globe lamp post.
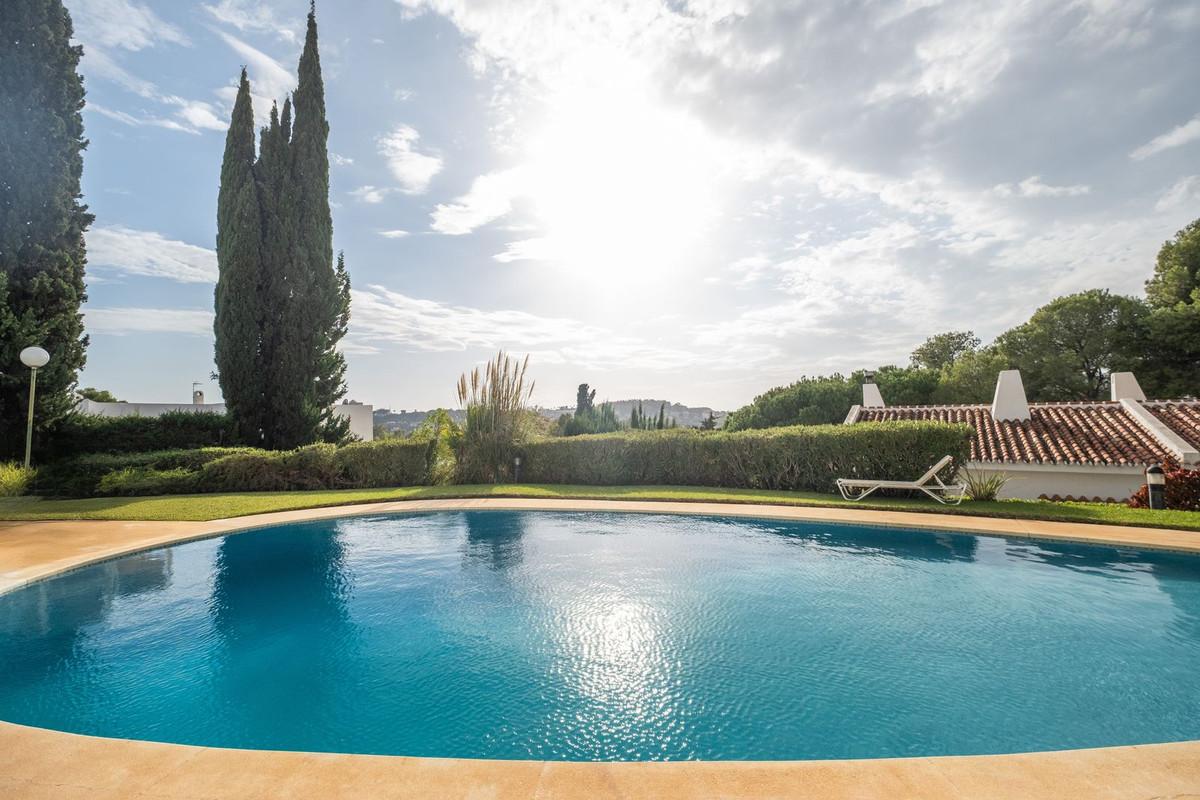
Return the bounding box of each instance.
[19,346,50,468]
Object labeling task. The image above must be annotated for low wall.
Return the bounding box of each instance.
[968,462,1145,503]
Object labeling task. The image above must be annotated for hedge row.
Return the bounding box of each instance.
[41,411,237,459]
[36,440,430,497]
[34,421,972,498]
[518,422,972,493]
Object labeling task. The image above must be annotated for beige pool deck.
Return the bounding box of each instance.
[2,497,1199,799]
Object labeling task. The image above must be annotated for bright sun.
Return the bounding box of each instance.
[522,82,724,279]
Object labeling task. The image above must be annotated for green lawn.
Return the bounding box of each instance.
[0,484,1197,530]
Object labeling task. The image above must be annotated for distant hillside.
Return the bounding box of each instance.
[539,399,726,429]
[375,400,726,434]
[373,407,465,435]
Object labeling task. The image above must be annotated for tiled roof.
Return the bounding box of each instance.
[1146,401,1200,449]
[853,401,1200,466]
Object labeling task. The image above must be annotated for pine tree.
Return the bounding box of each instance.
[214,69,266,444]
[656,403,666,430]
[0,0,92,458]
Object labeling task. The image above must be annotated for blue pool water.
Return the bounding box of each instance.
[1,510,1199,761]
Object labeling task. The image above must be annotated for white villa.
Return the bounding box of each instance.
[845,370,1200,502]
[78,390,375,442]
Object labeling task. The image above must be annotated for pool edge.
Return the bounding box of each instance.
[2,497,1199,799]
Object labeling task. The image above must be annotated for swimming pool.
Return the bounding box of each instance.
[1,510,1198,761]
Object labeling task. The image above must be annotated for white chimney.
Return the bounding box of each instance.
[991,369,1030,422]
[862,372,885,408]
[1110,372,1146,402]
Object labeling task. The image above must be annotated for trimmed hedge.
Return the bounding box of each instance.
[43,411,237,459]
[35,448,252,497]
[36,440,431,497]
[34,421,971,499]
[518,422,972,493]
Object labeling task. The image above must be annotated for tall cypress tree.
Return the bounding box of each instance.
[282,3,347,448]
[214,69,266,444]
[0,0,92,458]
[214,6,349,450]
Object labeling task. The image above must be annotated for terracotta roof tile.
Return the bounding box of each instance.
[1145,401,1200,454]
[854,401,1185,466]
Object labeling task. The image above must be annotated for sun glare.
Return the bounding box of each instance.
[523,84,724,279]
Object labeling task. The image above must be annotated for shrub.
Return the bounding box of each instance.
[195,450,293,493]
[34,439,436,498]
[0,462,35,497]
[962,468,1010,501]
[518,422,972,494]
[1128,464,1200,511]
[334,439,429,488]
[35,448,249,497]
[96,467,199,496]
[43,411,238,459]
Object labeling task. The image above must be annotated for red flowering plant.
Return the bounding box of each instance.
[1128,461,1200,511]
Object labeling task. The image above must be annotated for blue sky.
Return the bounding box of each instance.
[72,0,1200,410]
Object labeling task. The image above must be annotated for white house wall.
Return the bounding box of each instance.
[965,461,1145,503]
[77,399,375,442]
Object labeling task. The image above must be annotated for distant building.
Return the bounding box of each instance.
[78,395,375,442]
[845,370,1199,502]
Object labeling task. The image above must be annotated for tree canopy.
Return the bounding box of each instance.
[214,8,349,450]
[725,225,1200,431]
[0,0,91,458]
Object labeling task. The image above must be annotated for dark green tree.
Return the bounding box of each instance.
[280,4,347,448]
[214,69,267,444]
[699,411,717,430]
[1140,218,1200,397]
[0,0,92,458]
[78,387,119,402]
[214,7,349,450]
[910,331,980,371]
[1146,218,1200,308]
[575,383,595,416]
[994,289,1148,400]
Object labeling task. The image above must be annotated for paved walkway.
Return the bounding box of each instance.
[2,498,1198,799]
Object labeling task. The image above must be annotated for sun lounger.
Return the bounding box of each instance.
[835,455,966,505]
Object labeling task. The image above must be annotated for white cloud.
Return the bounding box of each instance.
[79,48,160,98]
[71,0,189,51]
[87,103,197,134]
[1155,175,1200,212]
[993,175,1091,198]
[378,229,411,239]
[350,186,394,204]
[1131,114,1200,160]
[431,169,524,234]
[492,237,557,264]
[349,284,710,370]
[163,97,228,132]
[87,226,217,284]
[203,0,298,43]
[331,153,355,166]
[377,125,443,194]
[215,31,297,103]
[85,307,214,336]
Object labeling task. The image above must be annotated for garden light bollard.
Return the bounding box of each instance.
[1145,464,1166,510]
[513,455,522,483]
[19,346,51,469]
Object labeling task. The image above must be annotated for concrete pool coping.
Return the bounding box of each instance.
[1,497,1199,799]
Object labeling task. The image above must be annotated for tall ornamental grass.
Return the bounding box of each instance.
[456,351,534,483]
